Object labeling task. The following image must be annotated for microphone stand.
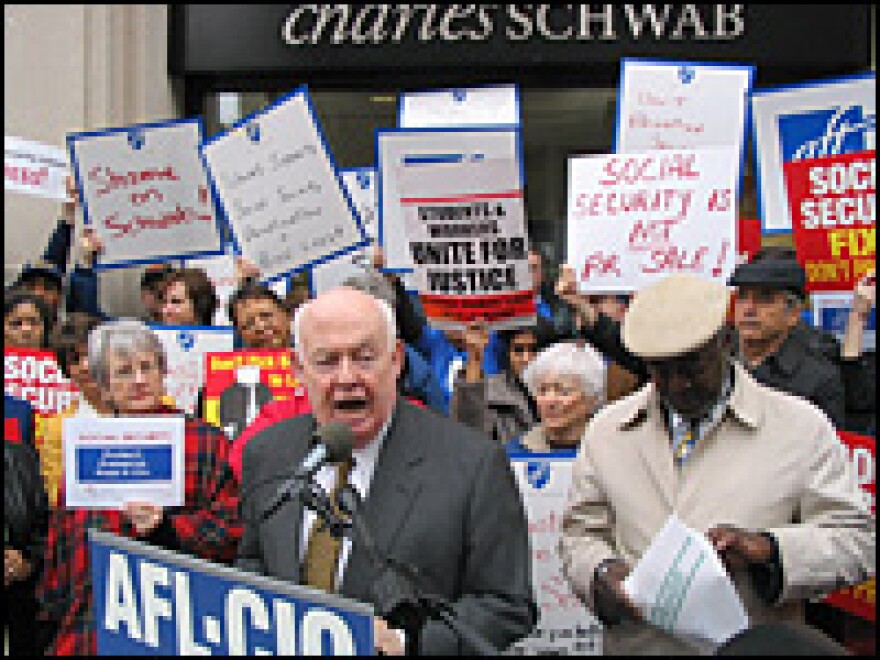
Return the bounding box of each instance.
[335,486,499,656]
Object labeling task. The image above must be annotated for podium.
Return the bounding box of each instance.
[89,530,375,656]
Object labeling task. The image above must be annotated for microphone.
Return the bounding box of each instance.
[260,422,355,523]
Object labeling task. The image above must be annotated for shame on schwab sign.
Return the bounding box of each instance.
[171,5,869,77]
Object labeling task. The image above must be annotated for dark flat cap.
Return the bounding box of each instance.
[728,258,807,299]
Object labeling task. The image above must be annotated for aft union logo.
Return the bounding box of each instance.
[177,331,196,352]
[779,105,876,162]
[246,122,261,144]
[678,66,696,85]
[356,171,372,190]
[452,89,468,104]
[527,461,552,490]
[127,130,145,151]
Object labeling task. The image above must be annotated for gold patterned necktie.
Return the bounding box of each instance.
[302,458,353,593]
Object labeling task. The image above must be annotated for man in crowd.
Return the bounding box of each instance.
[237,287,536,654]
[559,274,874,655]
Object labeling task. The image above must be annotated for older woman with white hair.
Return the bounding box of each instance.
[507,342,606,456]
[38,319,242,655]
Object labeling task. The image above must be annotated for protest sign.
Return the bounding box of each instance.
[4,348,80,455]
[378,128,536,330]
[616,60,753,170]
[737,217,763,265]
[509,456,602,655]
[151,326,234,416]
[68,118,224,268]
[786,150,875,293]
[568,148,738,293]
[202,87,368,284]
[399,84,521,129]
[5,135,70,201]
[203,350,307,441]
[184,253,238,326]
[63,416,185,509]
[752,72,875,234]
[825,432,875,622]
[812,292,876,353]
[310,168,377,295]
[89,530,375,655]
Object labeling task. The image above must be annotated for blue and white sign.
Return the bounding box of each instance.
[151,326,234,416]
[615,59,754,189]
[812,292,876,352]
[67,118,225,269]
[64,417,185,509]
[399,84,521,130]
[752,72,876,233]
[201,87,369,284]
[89,530,375,656]
[508,456,603,656]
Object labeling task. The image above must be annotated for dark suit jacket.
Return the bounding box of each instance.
[220,383,274,441]
[237,401,537,654]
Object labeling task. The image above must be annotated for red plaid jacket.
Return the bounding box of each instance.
[37,410,243,656]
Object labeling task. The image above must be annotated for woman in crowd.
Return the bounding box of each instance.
[508,342,606,457]
[38,320,241,655]
[158,267,219,326]
[452,317,555,444]
[5,400,50,655]
[5,290,53,349]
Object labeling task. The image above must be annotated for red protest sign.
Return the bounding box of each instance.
[5,417,23,444]
[4,349,79,451]
[785,151,876,293]
[825,431,875,622]
[737,217,763,265]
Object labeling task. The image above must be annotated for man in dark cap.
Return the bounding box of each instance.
[728,249,846,427]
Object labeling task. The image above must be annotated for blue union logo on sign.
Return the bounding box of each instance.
[779,105,876,162]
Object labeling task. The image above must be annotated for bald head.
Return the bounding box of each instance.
[293,288,403,448]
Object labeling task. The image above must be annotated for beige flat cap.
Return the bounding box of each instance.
[622,275,731,359]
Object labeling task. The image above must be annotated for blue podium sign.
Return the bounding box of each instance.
[89,530,374,656]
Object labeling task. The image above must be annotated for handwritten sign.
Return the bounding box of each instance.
[311,168,378,295]
[202,87,368,284]
[616,59,753,160]
[63,417,185,509]
[399,84,521,129]
[5,135,70,201]
[151,327,234,416]
[568,148,738,293]
[786,150,875,293]
[379,129,536,330]
[825,432,875,622]
[90,531,375,655]
[68,119,224,268]
[752,73,875,233]
[509,457,602,656]
[203,350,307,441]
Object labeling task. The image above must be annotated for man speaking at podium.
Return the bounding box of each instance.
[237,288,537,655]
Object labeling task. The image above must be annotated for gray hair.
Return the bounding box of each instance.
[293,288,398,354]
[88,319,166,388]
[522,342,606,405]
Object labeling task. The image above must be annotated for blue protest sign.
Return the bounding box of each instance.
[90,530,374,656]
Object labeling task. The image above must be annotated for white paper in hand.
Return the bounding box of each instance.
[623,515,749,652]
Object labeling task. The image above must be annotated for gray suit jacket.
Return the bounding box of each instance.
[237,401,537,654]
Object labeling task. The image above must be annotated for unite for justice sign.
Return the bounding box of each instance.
[379,129,536,330]
[786,150,875,293]
[567,148,738,293]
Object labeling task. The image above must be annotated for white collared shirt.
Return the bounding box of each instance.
[299,415,392,590]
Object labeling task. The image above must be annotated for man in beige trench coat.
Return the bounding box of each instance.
[559,274,875,655]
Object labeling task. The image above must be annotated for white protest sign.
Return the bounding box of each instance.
[567,148,738,293]
[399,84,521,129]
[616,59,754,157]
[311,168,377,295]
[379,129,535,330]
[63,416,185,509]
[752,73,875,233]
[151,326,234,416]
[184,253,237,326]
[202,87,368,284]
[812,292,876,353]
[509,457,603,656]
[5,136,70,201]
[623,515,749,653]
[68,119,223,267]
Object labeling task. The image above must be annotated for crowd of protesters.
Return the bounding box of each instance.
[4,178,877,656]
